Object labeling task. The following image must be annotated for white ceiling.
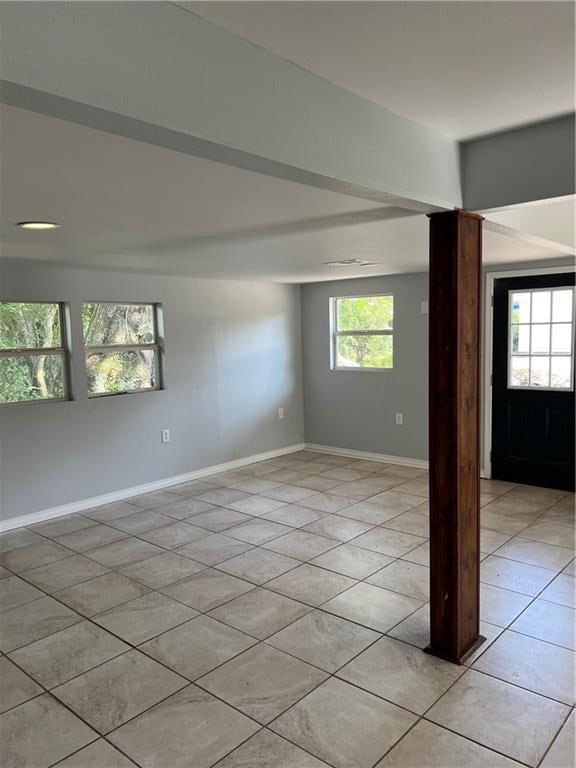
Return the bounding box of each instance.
[1,106,571,282]
[485,199,575,249]
[184,1,575,140]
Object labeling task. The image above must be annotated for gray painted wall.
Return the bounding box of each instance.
[302,259,575,464]
[302,273,429,459]
[0,263,304,522]
[3,257,574,523]
[461,115,575,210]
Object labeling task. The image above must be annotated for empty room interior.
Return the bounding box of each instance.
[0,2,575,768]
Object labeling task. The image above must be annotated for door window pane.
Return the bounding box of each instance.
[511,293,531,323]
[530,357,550,388]
[553,290,573,322]
[531,291,551,323]
[551,357,572,389]
[511,325,530,354]
[552,324,572,355]
[531,325,550,354]
[510,357,529,387]
[508,286,574,390]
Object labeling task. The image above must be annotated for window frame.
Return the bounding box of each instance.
[329,293,394,372]
[82,301,164,398]
[0,300,71,406]
[507,286,575,392]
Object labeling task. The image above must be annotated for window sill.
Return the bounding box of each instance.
[88,387,163,399]
[330,367,394,373]
[0,396,71,408]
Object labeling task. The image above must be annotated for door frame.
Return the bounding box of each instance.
[483,264,576,479]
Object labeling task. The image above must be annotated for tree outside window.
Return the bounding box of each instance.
[332,295,393,370]
[0,302,68,404]
[82,302,161,396]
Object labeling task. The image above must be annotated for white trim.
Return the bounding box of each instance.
[0,443,305,532]
[483,265,576,479]
[329,294,394,372]
[305,443,428,469]
[307,443,491,479]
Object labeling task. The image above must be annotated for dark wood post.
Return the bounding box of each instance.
[427,210,485,664]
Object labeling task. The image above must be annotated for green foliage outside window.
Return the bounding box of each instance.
[0,303,65,403]
[82,303,155,346]
[335,295,394,369]
[336,296,393,332]
[82,303,158,395]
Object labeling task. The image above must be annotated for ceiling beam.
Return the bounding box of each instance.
[0,2,460,213]
[2,4,570,218]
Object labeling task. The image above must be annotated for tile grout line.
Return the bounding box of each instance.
[534,706,574,768]
[2,454,574,768]
[5,497,573,669]
[4,510,572,663]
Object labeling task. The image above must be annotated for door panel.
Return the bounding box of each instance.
[543,406,570,466]
[491,273,575,491]
[506,403,531,461]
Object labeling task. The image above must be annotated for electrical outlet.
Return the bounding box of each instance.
[395,413,403,425]
[278,408,285,420]
[161,429,170,443]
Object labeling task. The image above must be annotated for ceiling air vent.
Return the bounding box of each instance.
[323,258,381,267]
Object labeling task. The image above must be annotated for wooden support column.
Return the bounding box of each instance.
[427,210,485,665]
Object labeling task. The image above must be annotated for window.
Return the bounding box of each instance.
[0,302,69,404]
[82,302,162,397]
[331,294,393,370]
[509,287,574,390]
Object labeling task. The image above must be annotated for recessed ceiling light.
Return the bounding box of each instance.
[17,221,60,231]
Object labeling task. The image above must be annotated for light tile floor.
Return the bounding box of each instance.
[0,450,574,768]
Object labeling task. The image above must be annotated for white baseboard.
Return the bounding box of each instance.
[0,443,306,532]
[305,443,429,469]
[306,443,491,478]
